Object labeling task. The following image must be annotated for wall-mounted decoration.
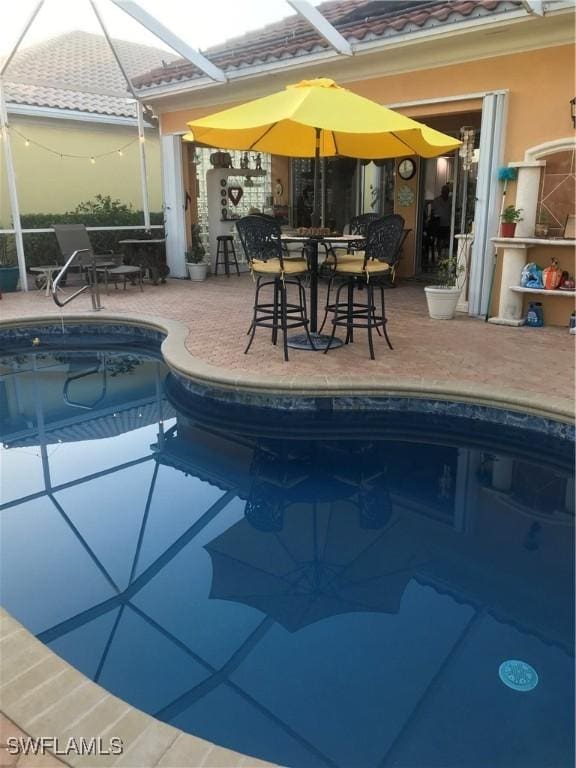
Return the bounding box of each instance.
[221,207,228,219]
[228,186,244,207]
[397,185,415,207]
[220,188,227,198]
[210,152,233,168]
[220,179,227,187]
[397,157,416,180]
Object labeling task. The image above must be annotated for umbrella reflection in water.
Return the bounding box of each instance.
[205,443,426,633]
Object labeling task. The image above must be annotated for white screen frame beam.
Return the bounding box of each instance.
[110,0,228,82]
[287,0,353,56]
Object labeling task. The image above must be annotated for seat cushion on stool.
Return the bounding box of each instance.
[335,251,364,265]
[252,258,308,275]
[335,258,390,276]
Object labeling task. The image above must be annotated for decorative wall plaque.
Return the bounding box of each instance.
[397,185,415,207]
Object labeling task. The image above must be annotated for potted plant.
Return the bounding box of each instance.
[186,225,208,281]
[500,205,523,237]
[0,236,20,293]
[424,254,466,320]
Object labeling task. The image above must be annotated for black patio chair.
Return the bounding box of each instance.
[235,215,314,361]
[323,215,405,360]
[321,212,383,278]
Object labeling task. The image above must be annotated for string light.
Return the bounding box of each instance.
[139,135,145,143]
[9,126,139,161]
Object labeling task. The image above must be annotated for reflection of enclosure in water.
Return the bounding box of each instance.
[0,348,573,768]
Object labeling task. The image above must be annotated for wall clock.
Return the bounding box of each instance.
[398,157,416,180]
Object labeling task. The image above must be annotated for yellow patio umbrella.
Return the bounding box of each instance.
[184,77,460,224]
[184,77,459,160]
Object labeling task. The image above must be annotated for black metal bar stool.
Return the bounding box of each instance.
[324,216,405,360]
[236,216,315,361]
[215,235,240,277]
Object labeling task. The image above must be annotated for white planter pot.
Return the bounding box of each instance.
[424,286,462,320]
[187,262,208,282]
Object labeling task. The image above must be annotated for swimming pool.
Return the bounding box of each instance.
[0,337,574,768]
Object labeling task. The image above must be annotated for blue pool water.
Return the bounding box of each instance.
[0,344,574,768]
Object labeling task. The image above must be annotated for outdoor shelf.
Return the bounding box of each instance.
[492,237,576,247]
[510,286,576,297]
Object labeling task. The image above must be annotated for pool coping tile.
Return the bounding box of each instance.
[0,610,277,768]
[0,313,572,424]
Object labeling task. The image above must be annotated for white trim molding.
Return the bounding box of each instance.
[111,0,227,83]
[525,136,576,161]
[6,103,145,127]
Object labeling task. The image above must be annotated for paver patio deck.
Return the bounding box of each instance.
[0,275,574,413]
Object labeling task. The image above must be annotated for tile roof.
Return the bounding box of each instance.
[133,0,522,90]
[3,31,179,118]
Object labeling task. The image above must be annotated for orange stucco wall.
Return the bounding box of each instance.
[160,43,574,311]
[161,45,574,166]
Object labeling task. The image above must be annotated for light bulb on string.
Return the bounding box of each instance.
[90,157,96,165]
[118,150,123,157]
[139,135,145,143]
[25,139,30,147]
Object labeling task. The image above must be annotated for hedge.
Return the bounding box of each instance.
[1,196,164,268]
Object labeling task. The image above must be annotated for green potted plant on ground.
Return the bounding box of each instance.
[0,235,20,292]
[500,205,523,237]
[424,254,466,319]
[186,224,208,281]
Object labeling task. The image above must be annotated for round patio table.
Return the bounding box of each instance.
[119,239,168,285]
[281,233,363,350]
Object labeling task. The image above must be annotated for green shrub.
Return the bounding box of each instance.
[1,195,164,268]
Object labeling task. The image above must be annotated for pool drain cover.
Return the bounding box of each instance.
[498,660,539,692]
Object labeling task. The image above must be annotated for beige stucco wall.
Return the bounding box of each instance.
[0,115,164,226]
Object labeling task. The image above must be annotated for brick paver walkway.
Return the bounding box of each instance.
[0,276,573,407]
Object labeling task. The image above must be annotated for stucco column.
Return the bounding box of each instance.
[509,161,546,237]
[488,241,533,326]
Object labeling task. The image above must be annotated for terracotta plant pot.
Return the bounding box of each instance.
[500,222,517,238]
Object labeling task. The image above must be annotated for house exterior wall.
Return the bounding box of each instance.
[0,115,164,226]
[153,41,574,322]
[158,45,574,163]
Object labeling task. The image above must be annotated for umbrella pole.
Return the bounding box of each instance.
[312,128,321,228]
